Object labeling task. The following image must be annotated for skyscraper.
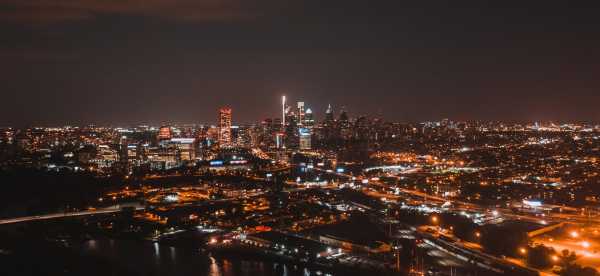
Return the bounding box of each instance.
[297,101,305,126]
[324,104,334,125]
[158,126,172,141]
[299,127,311,150]
[281,96,286,128]
[218,107,232,147]
[304,108,314,127]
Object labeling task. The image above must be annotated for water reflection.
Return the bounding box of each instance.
[79,239,347,276]
[170,246,176,264]
[153,242,160,262]
[209,256,221,276]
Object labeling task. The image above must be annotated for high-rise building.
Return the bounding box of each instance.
[158,126,172,141]
[299,127,311,150]
[170,138,196,161]
[285,112,299,149]
[324,104,334,125]
[218,107,232,147]
[339,108,349,123]
[275,132,285,149]
[282,96,286,128]
[339,108,350,139]
[297,102,305,125]
[304,108,315,127]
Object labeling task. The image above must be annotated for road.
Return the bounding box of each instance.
[315,167,599,225]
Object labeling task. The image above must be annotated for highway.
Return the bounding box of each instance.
[314,167,600,224]
[0,178,321,227]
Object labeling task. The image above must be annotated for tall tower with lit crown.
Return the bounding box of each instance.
[297,101,305,125]
[282,96,286,128]
[218,107,232,147]
[325,104,334,123]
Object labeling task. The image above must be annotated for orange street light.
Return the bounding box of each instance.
[519,247,527,255]
[582,241,591,248]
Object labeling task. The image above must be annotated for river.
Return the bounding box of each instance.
[79,238,339,276]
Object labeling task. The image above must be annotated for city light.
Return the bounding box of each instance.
[519,247,527,255]
[3,3,600,276]
[581,241,590,248]
[3,91,600,276]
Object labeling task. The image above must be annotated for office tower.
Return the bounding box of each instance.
[324,104,334,125]
[285,115,299,149]
[158,126,172,141]
[170,138,196,161]
[304,107,314,127]
[339,108,349,123]
[218,107,232,147]
[285,106,295,128]
[297,101,305,125]
[299,127,311,150]
[339,108,350,139]
[275,132,285,149]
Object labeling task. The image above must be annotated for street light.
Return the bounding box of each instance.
[552,255,559,262]
[519,247,527,255]
[431,215,438,224]
[582,241,590,248]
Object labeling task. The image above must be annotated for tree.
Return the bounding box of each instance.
[561,263,598,276]
[556,250,598,276]
[559,249,577,268]
[480,225,528,256]
[526,245,555,269]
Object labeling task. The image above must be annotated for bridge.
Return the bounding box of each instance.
[363,165,414,173]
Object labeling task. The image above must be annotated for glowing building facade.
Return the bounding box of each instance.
[218,107,232,147]
[157,126,172,141]
[299,127,311,150]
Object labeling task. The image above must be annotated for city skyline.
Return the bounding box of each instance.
[4,99,600,129]
[4,2,600,276]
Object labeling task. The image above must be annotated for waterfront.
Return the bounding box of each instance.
[78,238,340,276]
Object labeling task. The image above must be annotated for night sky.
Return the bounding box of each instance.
[2,1,600,126]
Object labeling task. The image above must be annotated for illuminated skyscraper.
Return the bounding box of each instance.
[218,107,232,147]
[299,127,311,150]
[297,101,305,125]
[282,96,286,128]
[158,126,172,141]
[324,104,334,125]
[304,107,314,127]
[275,132,285,149]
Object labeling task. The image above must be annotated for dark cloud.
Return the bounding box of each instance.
[0,0,281,25]
[1,1,600,126]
